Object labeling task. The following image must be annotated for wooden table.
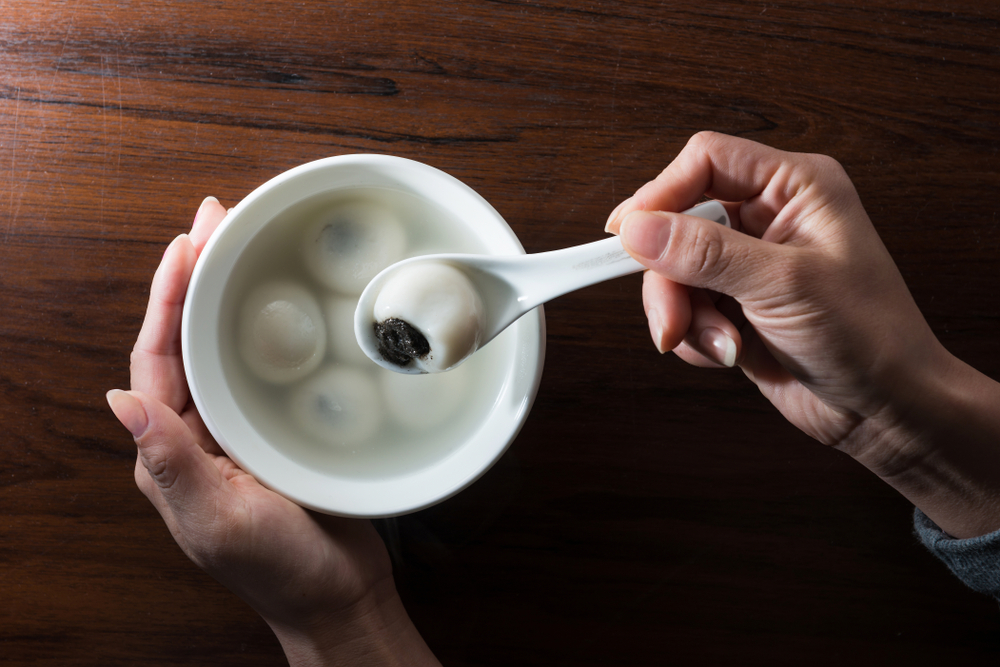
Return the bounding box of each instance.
[3,1,999,664]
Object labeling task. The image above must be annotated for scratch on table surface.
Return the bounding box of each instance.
[56,15,75,66]
[5,85,21,244]
[116,46,124,173]
[100,55,108,226]
[610,45,621,205]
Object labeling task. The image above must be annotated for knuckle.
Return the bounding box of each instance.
[134,460,160,500]
[808,153,848,181]
[815,152,844,171]
[138,445,175,492]
[802,154,860,207]
[128,348,143,374]
[658,132,723,181]
[688,130,720,150]
[674,221,728,281]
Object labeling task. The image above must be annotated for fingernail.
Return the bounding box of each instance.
[699,328,737,367]
[620,211,672,261]
[605,197,633,233]
[193,196,219,227]
[161,233,188,260]
[106,389,148,438]
[647,308,667,354]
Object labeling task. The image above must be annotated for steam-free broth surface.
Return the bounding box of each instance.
[219,187,511,479]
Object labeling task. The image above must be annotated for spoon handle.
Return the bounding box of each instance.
[508,236,643,311]
[509,200,730,312]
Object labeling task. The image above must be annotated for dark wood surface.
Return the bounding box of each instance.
[3,1,999,664]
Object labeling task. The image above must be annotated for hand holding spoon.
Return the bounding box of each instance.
[354,200,730,374]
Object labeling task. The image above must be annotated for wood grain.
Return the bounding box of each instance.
[2,1,999,664]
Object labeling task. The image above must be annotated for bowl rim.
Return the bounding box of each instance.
[181,154,545,517]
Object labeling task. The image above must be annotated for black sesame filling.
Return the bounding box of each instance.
[373,318,431,366]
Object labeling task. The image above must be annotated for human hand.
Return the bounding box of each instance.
[606,132,1000,538]
[108,197,440,665]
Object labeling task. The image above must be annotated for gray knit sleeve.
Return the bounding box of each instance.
[913,507,1000,601]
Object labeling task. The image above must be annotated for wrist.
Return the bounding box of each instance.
[266,577,441,667]
[842,343,1000,539]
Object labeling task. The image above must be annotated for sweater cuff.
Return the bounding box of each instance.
[913,507,1000,601]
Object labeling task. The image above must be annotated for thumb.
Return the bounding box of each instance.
[107,389,225,503]
[619,210,785,301]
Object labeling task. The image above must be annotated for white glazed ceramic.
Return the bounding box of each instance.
[355,200,729,374]
[181,155,546,517]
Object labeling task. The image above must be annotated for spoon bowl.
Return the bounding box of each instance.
[355,200,730,374]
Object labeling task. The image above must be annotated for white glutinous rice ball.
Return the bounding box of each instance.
[290,367,381,447]
[379,360,471,431]
[302,201,406,295]
[325,295,370,366]
[373,262,485,373]
[238,281,326,384]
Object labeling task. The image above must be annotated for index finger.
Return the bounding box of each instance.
[606,132,800,235]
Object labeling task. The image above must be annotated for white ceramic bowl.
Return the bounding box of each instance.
[181,155,545,517]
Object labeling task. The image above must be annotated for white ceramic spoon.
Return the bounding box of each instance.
[354,200,730,374]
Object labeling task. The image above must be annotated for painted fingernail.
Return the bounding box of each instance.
[620,211,672,261]
[605,197,633,233]
[647,308,667,354]
[699,328,737,367]
[106,389,149,438]
[193,196,219,227]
